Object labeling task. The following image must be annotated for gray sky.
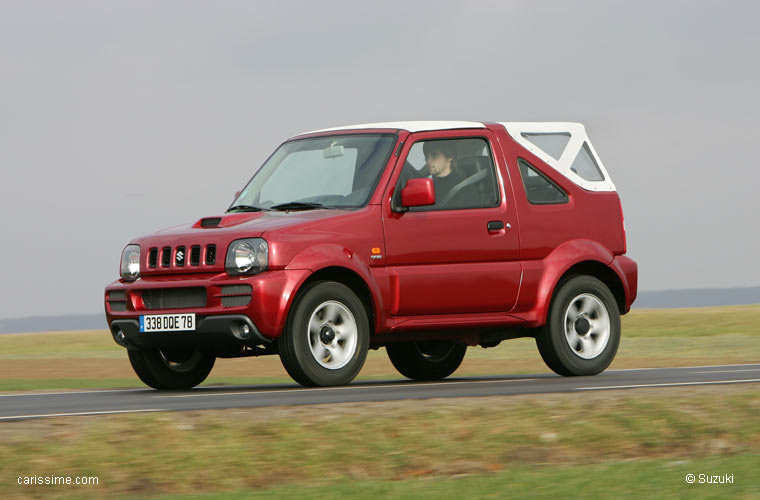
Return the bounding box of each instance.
[1,0,758,319]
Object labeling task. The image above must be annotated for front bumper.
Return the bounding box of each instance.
[104,269,311,346]
[110,314,270,350]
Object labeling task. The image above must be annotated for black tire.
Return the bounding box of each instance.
[536,275,620,376]
[279,281,370,387]
[127,349,161,388]
[386,340,466,381]
[127,347,215,390]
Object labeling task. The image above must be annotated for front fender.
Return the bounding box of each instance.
[513,239,614,327]
[284,243,385,333]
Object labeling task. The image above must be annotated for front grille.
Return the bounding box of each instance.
[190,245,201,266]
[161,247,171,267]
[175,246,186,266]
[148,248,158,268]
[205,245,216,265]
[110,302,127,312]
[146,243,219,270]
[142,288,206,310]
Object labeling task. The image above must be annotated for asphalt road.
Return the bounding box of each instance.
[1,364,758,421]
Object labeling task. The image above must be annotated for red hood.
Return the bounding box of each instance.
[153,209,349,237]
[132,209,362,276]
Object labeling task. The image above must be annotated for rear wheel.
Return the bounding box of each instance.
[279,281,370,387]
[386,340,466,381]
[127,347,215,390]
[536,275,620,376]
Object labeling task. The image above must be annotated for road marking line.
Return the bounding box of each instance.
[0,409,166,421]
[576,379,760,391]
[0,388,148,398]
[606,363,760,373]
[691,369,760,374]
[153,378,539,399]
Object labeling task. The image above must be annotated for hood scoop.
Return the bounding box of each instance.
[200,217,222,228]
[193,213,264,229]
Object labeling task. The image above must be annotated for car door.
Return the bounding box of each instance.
[382,129,521,316]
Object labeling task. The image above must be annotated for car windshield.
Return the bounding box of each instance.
[230,134,397,211]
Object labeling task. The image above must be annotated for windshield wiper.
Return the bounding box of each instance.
[269,201,328,211]
[226,204,269,213]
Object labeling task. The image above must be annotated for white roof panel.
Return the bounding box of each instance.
[300,121,486,135]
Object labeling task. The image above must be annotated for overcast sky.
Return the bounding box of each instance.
[1,0,758,319]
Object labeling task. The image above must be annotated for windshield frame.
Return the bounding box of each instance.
[229,132,399,212]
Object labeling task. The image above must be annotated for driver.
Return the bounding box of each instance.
[423,141,474,208]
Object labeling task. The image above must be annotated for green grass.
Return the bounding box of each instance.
[0,330,123,360]
[17,455,757,499]
[622,305,760,338]
[1,388,757,499]
[118,454,759,500]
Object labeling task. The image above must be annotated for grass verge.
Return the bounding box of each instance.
[0,386,758,499]
[121,453,760,500]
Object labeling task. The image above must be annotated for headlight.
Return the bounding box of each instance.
[120,244,140,281]
[225,238,268,275]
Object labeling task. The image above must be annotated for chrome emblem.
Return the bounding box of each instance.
[176,250,185,264]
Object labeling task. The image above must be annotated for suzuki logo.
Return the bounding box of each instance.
[176,250,185,264]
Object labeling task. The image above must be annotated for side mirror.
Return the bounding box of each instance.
[401,178,436,208]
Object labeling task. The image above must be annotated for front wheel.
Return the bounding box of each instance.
[386,340,466,381]
[279,281,370,387]
[127,347,215,390]
[536,275,620,376]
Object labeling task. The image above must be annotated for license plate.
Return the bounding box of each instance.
[140,313,196,332]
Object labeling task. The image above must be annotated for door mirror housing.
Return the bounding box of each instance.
[401,178,436,208]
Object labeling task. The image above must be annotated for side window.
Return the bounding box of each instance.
[397,137,500,211]
[518,159,568,205]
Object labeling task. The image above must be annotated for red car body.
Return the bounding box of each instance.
[105,121,637,388]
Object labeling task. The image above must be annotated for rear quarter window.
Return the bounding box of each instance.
[518,159,569,205]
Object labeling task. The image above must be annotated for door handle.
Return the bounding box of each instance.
[487,221,504,231]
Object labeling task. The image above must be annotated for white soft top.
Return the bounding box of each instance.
[298,121,614,192]
[301,121,486,134]
[501,122,615,192]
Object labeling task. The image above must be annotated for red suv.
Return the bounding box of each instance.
[105,121,637,389]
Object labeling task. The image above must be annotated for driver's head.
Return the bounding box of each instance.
[423,141,456,177]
